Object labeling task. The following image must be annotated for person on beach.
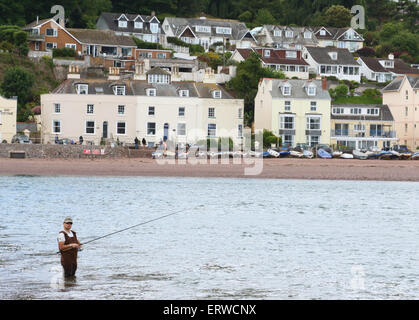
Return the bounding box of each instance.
[142,138,146,147]
[79,136,84,145]
[57,217,82,277]
[134,137,139,149]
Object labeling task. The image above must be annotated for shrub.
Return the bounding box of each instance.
[362,88,381,98]
[52,47,76,58]
[132,37,164,49]
[334,84,349,98]
[356,47,376,57]
[263,129,279,149]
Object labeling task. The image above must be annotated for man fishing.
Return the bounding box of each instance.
[57,217,82,277]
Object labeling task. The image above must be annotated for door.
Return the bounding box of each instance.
[164,123,169,141]
[103,121,108,139]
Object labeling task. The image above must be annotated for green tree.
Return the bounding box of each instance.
[323,5,352,28]
[0,66,35,108]
[254,8,276,26]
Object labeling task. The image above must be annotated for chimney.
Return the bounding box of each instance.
[151,11,155,17]
[36,16,39,24]
[388,53,394,60]
[322,77,327,90]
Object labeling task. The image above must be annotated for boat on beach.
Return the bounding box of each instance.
[353,149,369,160]
[290,150,304,158]
[332,151,343,158]
[340,153,354,159]
[412,152,419,160]
[267,148,280,158]
[317,148,332,159]
[303,150,314,158]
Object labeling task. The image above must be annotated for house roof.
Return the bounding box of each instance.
[98,12,161,35]
[22,18,53,30]
[313,27,363,42]
[268,79,331,100]
[331,104,394,121]
[305,46,359,66]
[261,25,319,47]
[165,17,250,41]
[67,29,136,47]
[52,79,238,99]
[360,57,419,75]
[382,76,419,92]
[235,48,309,66]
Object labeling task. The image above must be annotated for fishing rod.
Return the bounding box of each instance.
[57,204,203,254]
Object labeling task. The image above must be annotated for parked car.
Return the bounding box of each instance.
[11,134,32,144]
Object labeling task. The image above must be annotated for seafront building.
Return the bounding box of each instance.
[382,75,419,150]
[330,104,398,150]
[254,78,331,147]
[40,67,244,147]
[0,95,17,143]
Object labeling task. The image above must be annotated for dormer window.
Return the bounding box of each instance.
[212,90,222,99]
[307,85,316,96]
[282,83,291,96]
[285,31,293,38]
[304,31,312,39]
[150,23,159,33]
[319,29,326,36]
[118,20,128,28]
[264,50,270,57]
[329,52,338,60]
[285,51,297,59]
[179,89,189,97]
[113,85,126,96]
[148,73,170,84]
[274,30,281,37]
[134,22,143,29]
[146,88,156,96]
[76,84,88,95]
[384,60,394,68]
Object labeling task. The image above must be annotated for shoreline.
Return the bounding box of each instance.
[1,158,419,181]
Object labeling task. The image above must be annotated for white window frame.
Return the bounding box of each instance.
[147,122,156,136]
[285,51,297,59]
[113,85,126,96]
[238,124,243,138]
[207,123,217,137]
[54,103,61,114]
[284,101,291,111]
[285,30,293,38]
[282,84,291,96]
[264,50,270,57]
[146,88,156,96]
[212,90,222,99]
[76,84,88,95]
[196,25,211,33]
[216,27,231,35]
[307,86,316,96]
[148,106,155,116]
[118,105,125,115]
[178,107,185,117]
[45,42,57,51]
[85,120,95,135]
[52,120,61,134]
[304,31,312,39]
[274,30,281,37]
[134,22,143,29]
[65,43,76,50]
[208,107,215,118]
[306,115,321,130]
[86,104,94,115]
[118,20,128,28]
[280,114,295,130]
[177,123,186,136]
[150,23,159,34]
[179,90,189,97]
[46,28,57,37]
[238,108,243,119]
[116,121,126,135]
[310,101,317,112]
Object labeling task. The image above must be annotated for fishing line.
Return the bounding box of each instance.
[57,204,204,254]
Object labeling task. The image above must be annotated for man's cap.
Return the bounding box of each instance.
[63,216,73,223]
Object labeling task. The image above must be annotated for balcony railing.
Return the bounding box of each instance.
[331,130,396,138]
[27,33,45,41]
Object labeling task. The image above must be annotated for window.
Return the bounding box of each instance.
[282,84,291,96]
[354,124,365,131]
[117,122,126,135]
[177,123,186,136]
[285,101,291,111]
[212,90,222,99]
[335,123,349,136]
[157,52,166,59]
[405,106,408,117]
[238,124,243,138]
[150,23,159,33]
[139,52,153,58]
[208,124,216,137]
[332,107,344,114]
[216,27,231,35]
[65,43,76,50]
[54,103,61,113]
[179,90,189,97]
[369,124,382,137]
[320,29,326,36]
[121,47,132,57]
[307,135,320,147]
[46,28,57,36]
[406,90,409,101]
[52,120,61,134]
[134,22,143,29]
[196,25,211,33]
[285,51,297,59]
[147,122,156,135]
[238,108,243,119]
[282,135,294,147]
[350,108,362,115]
[113,85,125,96]
[310,101,317,112]
[76,84,88,95]
[264,50,270,57]
[46,42,57,50]
[274,30,281,37]
[280,115,294,130]
[118,20,127,28]
[304,31,312,39]
[118,105,125,115]
[148,106,155,116]
[405,123,408,134]
[85,121,95,134]
[146,88,156,96]
[285,31,293,38]
[87,104,94,114]
[208,107,215,118]
[367,108,379,115]
[329,52,337,60]
[178,107,185,117]
[306,116,321,130]
[148,74,170,84]
[307,86,316,96]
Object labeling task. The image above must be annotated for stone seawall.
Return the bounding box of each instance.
[0,144,153,159]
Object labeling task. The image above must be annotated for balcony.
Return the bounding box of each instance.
[27,33,45,41]
[331,130,396,138]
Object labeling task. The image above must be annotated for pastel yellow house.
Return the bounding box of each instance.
[330,104,398,150]
[0,95,17,143]
[382,75,419,150]
[255,78,331,147]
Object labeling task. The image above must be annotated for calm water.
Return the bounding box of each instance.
[0,176,419,300]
